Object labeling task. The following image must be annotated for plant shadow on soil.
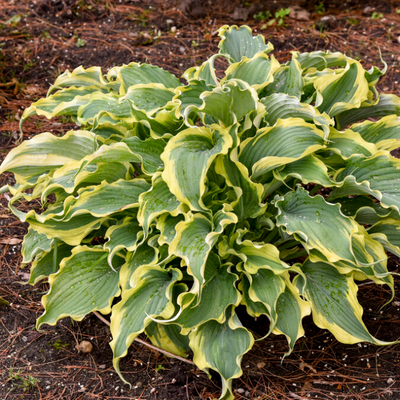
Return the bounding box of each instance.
[1,0,400,399]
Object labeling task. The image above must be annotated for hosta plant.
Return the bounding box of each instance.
[2,25,400,399]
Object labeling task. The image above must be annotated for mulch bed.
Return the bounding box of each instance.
[0,1,400,399]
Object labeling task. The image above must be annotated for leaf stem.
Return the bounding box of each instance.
[281,250,308,261]
[309,185,322,196]
[263,229,278,244]
[278,240,299,250]
[53,239,58,273]
[0,185,9,194]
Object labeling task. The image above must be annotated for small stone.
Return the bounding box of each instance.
[179,46,185,53]
[170,26,177,33]
[171,378,176,384]
[76,340,93,353]
[387,377,395,384]
[150,387,156,394]
[289,6,310,21]
[237,388,245,394]
[315,15,337,31]
[231,7,249,21]
[257,362,266,369]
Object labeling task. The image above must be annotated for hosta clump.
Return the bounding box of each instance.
[2,25,400,399]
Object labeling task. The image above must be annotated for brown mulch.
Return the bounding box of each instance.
[1,1,400,399]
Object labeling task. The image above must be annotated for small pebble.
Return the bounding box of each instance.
[76,340,93,353]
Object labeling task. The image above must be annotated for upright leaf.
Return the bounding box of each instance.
[22,228,53,263]
[161,126,232,211]
[105,218,142,265]
[218,25,272,63]
[215,153,265,219]
[189,307,254,400]
[224,52,280,92]
[169,209,237,294]
[28,242,73,285]
[273,278,311,356]
[315,58,369,117]
[137,173,183,240]
[175,253,241,333]
[110,266,181,381]
[283,53,303,99]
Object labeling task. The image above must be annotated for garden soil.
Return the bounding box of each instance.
[0,1,400,399]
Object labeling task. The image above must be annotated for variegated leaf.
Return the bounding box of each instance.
[296,259,394,344]
[161,126,232,211]
[275,186,381,266]
[175,252,240,333]
[218,25,273,63]
[110,266,182,381]
[189,307,254,400]
[37,247,123,327]
[239,118,326,179]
